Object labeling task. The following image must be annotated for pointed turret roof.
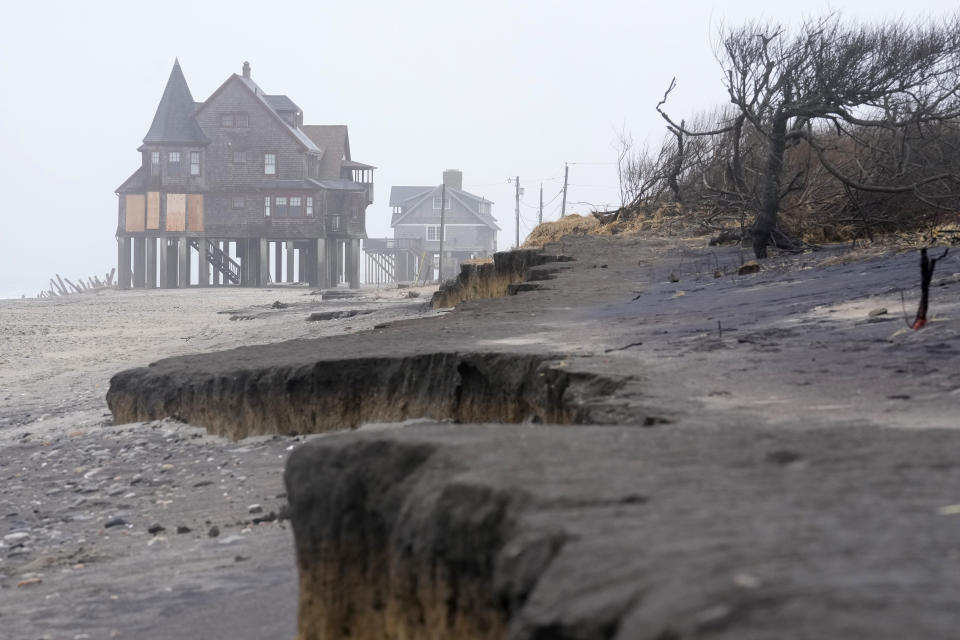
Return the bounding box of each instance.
[142,59,209,146]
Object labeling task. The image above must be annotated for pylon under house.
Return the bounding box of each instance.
[115,60,374,289]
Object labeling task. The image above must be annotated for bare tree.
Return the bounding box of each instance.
[660,13,960,258]
[614,128,675,209]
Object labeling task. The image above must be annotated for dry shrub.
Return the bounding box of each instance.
[522,214,600,247]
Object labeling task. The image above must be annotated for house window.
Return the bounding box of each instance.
[264,153,276,175]
[427,225,441,241]
[235,113,249,128]
[150,151,160,176]
[479,202,490,215]
[329,216,340,231]
[232,197,245,209]
[233,151,247,164]
[264,196,271,217]
[168,151,180,167]
[432,197,450,210]
[306,197,313,216]
[275,196,288,217]
[290,196,302,217]
[190,151,200,176]
[221,113,234,127]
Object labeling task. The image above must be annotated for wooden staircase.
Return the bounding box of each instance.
[190,239,241,284]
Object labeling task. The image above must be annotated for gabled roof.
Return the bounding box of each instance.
[449,189,499,228]
[302,125,352,180]
[196,74,320,153]
[142,60,209,146]
[389,186,431,208]
[265,95,300,112]
[236,76,320,152]
[389,185,499,229]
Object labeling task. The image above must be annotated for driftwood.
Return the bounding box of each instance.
[50,278,67,296]
[38,269,117,298]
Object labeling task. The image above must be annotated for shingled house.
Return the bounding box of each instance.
[364,170,497,283]
[115,60,373,289]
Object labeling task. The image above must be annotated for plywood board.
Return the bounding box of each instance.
[166,193,186,232]
[124,194,145,233]
[187,194,204,232]
[146,191,160,230]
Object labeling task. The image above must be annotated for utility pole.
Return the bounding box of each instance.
[560,163,569,218]
[507,176,521,247]
[438,182,446,282]
[538,183,543,226]
[514,176,520,248]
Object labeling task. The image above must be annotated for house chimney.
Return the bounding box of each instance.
[443,169,462,191]
[242,61,251,79]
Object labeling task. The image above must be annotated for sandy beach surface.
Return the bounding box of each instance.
[0,284,433,639]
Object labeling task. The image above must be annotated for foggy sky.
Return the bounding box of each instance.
[1,0,956,298]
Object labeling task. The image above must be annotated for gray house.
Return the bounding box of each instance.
[115,60,373,290]
[365,170,497,283]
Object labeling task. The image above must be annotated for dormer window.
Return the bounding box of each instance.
[264,153,276,176]
[306,197,314,216]
[168,152,181,173]
[432,196,450,210]
[190,151,201,176]
[150,151,160,176]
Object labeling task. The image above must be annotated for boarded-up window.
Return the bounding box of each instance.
[145,192,160,230]
[187,194,204,232]
[146,192,161,228]
[166,193,186,232]
[124,194,146,232]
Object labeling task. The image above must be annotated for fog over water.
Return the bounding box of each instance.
[1,0,955,298]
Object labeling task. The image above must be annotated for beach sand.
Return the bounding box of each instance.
[0,284,433,639]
